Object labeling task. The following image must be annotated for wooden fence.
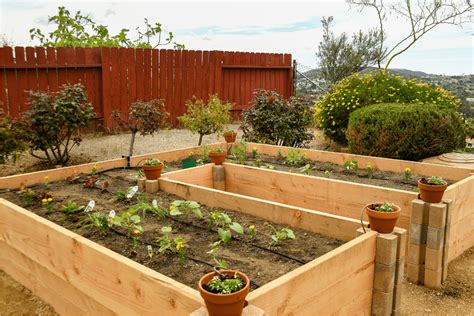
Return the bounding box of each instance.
[0,47,293,129]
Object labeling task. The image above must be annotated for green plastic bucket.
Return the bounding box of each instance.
[181,158,198,169]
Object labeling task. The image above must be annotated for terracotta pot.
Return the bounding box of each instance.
[199,270,250,316]
[209,151,227,165]
[417,178,447,203]
[142,164,163,180]
[366,203,401,233]
[224,132,237,143]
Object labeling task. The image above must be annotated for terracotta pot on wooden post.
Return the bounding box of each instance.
[224,132,237,143]
[417,178,447,203]
[142,164,163,180]
[199,270,250,316]
[365,203,401,233]
[209,151,227,165]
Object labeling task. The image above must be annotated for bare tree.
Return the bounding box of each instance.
[349,0,473,71]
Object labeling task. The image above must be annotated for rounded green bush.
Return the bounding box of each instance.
[315,71,460,143]
[347,103,466,161]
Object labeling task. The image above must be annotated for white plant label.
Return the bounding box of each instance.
[84,200,95,213]
[152,199,158,208]
[108,210,116,219]
[127,186,138,199]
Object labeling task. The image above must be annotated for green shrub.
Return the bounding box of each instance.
[241,90,314,147]
[178,94,232,145]
[465,117,474,139]
[18,83,94,165]
[316,71,460,143]
[0,110,25,163]
[347,103,466,161]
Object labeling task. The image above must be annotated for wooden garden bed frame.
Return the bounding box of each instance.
[0,144,405,315]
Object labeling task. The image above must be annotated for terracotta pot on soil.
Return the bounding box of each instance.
[199,270,250,316]
[142,164,163,180]
[224,132,237,143]
[417,178,447,203]
[365,203,401,233]
[209,151,227,165]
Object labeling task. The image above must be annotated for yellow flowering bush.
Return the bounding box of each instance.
[315,72,460,143]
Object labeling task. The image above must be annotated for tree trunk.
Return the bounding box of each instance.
[129,132,137,157]
[198,134,204,146]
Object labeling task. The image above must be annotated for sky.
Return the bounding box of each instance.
[0,0,473,75]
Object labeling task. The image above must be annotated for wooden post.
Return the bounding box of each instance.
[212,165,225,191]
[145,180,159,194]
[137,178,146,191]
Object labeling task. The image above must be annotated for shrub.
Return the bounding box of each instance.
[347,103,466,161]
[0,110,25,163]
[241,90,314,147]
[113,99,169,157]
[465,117,474,139]
[316,71,460,143]
[18,83,94,165]
[178,94,232,145]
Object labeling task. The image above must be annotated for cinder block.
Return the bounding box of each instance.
[392,227,407,260]
[428,203,447,228]
[427,226,445,250]
[394,257,405,285]
[376,234,398,265]
[407,244,426,265]
[374,262,396,292]
[425,247,444,271]
[145,180,159,194]
[137,178,146,191]
[372,289,394,316]
[409,223,427,245]
[392,284,402,310]
[411,199,429,224]
[424,267,442,289]
[443,199,453,225]
[407,263,424,284]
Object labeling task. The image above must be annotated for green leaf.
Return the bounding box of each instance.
[229,222,244,234]
[169,209,182,216]
[285,228,296,239]
[161,226,172,234]
[218,228,231,244]
[191,207,203,219]
[221,213,232,224]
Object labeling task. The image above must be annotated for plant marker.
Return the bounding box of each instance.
[127,186,139,199]
[84,200,95,213]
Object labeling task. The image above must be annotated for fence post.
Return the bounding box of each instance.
[101,47,112,130]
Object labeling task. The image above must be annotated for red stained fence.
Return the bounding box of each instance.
[0,47,293,129]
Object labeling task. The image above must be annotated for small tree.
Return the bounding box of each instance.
[18,83,94,165]
[178,95,232,145]
[0,110,25,164]
[113,99,169,157]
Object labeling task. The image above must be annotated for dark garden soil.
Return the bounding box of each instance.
[227,154,456,191]
[0,168,344,292]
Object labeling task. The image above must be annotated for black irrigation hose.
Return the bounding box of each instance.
[165,214,307,265]
[110,227,261,289]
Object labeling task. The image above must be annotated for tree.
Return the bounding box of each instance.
[18,84,95,165]
[178,95,232,146]
[29,6,184,49]
[0,110,25,164]
[316,16,384,87]
[349,0,473,71]
[112,99,169,157]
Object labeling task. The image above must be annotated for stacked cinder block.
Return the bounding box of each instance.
[357,227,406,316]
[407,199,451,288]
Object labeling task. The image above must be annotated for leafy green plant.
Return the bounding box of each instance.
[374,202,396,212]
[143,158,162,166]
[269,227,296,247]
[241,90,314,147]
[204,273,245,294]
[178,95,232,145]
[157,226,187,262]
[323,170,331,178]
[115,191,127,201]
[207,243,228,269]
[286,148,301,166]
[230,141,247,164]
[366,162,374,179]
[29,6,184,49]
[343,159,358,173]
[251,146,258,158]
[60,201,84,214]
[254,159,262,167]
[87,212,109,232]
[17,83,94,165]
[132,198,167,219]
[112,209,144,243]
[41,197,54,214]
[113,99,169,156]
[299,164,314,175]
[210,147,225,153]
[404,168,412,182]
[208,211,232,228]
[0,110,25,164]
[426,176,446,186]
[347,103,466,160]
[18,189,36,207]
[169,200,203,220]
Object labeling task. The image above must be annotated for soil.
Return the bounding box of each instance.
[0,168,344,293]
[227,154,456,191]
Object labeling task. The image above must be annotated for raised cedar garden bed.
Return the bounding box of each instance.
[0,146,393,315]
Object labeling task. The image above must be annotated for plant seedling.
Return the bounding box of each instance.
[404,167,412,182]
[231,141,247,164]
[323,170,330,178]
[374,202,396,212]
[18,189,36,206]
[251,146,258,158]
[60,201,85,214]
[427,176,446,185]
[143,158,162,166]
[343,159,358,173]
[205,273,245,294]
[169,200,203,220]
[132,197,167,219]
[207,243,228,269]
[299,164,314,175]
[42,197,54,214]
[367,162,374,179]
[87,211,109,232]
[208,211,232,228]
[112,208,144,240]
[134,169,144,179]
[157,226,187,263]
[286,148,301,166]
[115,191,127,201]
[269,226,296,247]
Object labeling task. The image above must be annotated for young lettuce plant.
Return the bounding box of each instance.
[112,208,144,247]
[169,200,203,221]
[269,226,296,247]
[132,197,167,219]
[87,211,110,233]
[157,226,187,263]
[60,201,85,214]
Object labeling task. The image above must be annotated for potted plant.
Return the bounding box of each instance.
[181,152,198,169]
[142,158,163,180]
[209,148,227,165]
[365,202,401,233]
[417,176,448,203]
[198,270,250,316]
[224,128,237,143]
